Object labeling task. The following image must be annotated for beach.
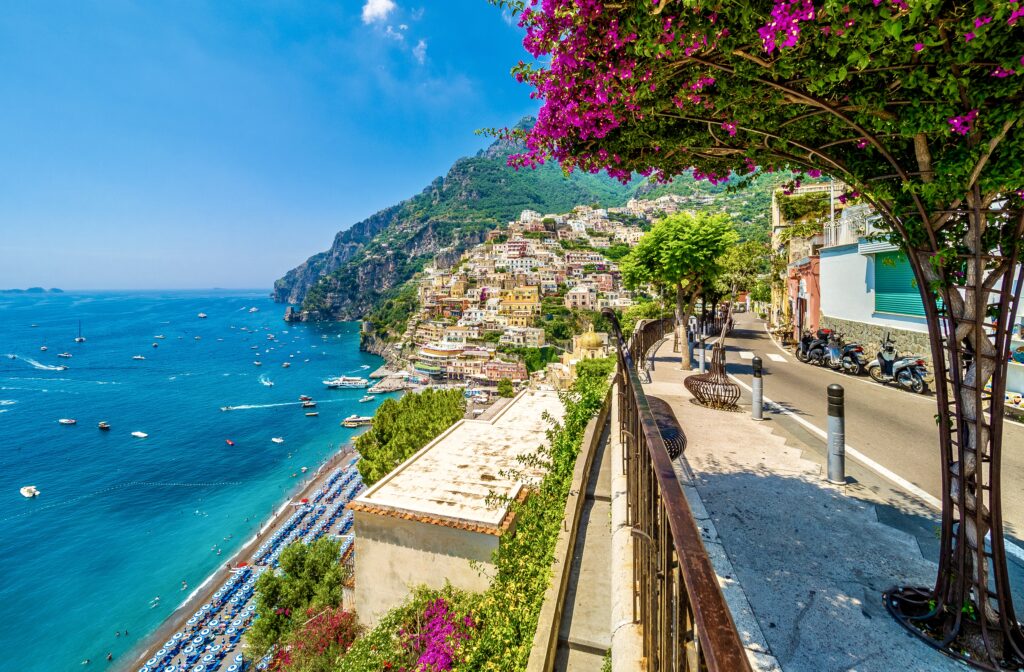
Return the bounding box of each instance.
[120,444,362,672]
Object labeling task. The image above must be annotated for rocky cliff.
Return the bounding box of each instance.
[272,118,635,321]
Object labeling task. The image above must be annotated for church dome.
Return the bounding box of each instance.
[579,331,603,350]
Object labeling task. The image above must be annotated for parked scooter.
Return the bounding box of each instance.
[823,332,868,374]
[867,333,929,393]
[798,328,833,366]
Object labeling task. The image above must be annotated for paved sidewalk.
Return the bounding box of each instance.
[645,339,968,672]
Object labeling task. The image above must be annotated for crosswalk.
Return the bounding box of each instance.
[738,351,788,363]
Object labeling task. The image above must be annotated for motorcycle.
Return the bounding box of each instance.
[867,333,929,393]
[800,328,833,366]
[823,332,868,374]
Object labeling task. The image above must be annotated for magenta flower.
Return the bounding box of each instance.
[808,169,822,178]
[758,0,816,53]
[964,31,975,42]
[948,109,979,135]
[974,16,992,27]
[1011,6,1024,25]
[856,139,868,149]
[992,67,1015,78]
[913,42,924,52]
[721,121,738,137]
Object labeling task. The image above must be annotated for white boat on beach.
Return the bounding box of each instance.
[20,485,40,498]
[131,431,148,438]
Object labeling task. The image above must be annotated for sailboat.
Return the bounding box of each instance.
[74,321,86,343]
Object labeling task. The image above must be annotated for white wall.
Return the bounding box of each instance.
[819,244,927,333]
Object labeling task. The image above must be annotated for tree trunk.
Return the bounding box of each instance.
[675,283,700,369]
[885,196,1024,669]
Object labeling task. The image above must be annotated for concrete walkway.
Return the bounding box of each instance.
[645,338,969,672]
[555,422,612,670]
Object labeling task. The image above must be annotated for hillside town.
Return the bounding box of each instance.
[364,197,689,394]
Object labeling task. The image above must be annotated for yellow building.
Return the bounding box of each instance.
[499,286,541,317]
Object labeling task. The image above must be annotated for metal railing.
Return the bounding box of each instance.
[603,310,752,672]
[822,204,881,248]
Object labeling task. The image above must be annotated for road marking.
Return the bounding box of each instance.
[739,351,755,360]
[766,353,787,363]
[727,373,1024,565]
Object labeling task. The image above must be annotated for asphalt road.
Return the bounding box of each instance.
[720,312,1024,537]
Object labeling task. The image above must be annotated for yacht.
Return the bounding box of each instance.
[359,395,376,403]
[132,355,146,361]
[74,321,86,343]
[131,431,148,438]
[323,376,369,389]
[301,401,317,408]
[249,307,259,313]
[341,415,373,428]
[39,346,48,352]
[58,418,77,425]
[20,485,40,498]
[57,352,72,359]
[197,313,208,319]
[271,437,285,444]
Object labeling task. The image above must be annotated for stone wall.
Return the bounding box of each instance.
[820,314,933,363]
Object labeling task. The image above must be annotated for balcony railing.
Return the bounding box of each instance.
[822,204,881,248]
[603,311,751,672]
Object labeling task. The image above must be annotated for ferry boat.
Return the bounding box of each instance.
[58,418,76,425]
[341,415,373,428]
[359,395,376,403]
[74,321,86,343]
[323,376,369,389]
[20,485,40,498]
[98,421,111,431]
[131,431,148,438]
[57,352,72,359]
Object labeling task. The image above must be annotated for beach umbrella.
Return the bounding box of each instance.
[201,603,211,611]
[164,639,176,648]
[227,666,238,672]
[234,653,244,664]
[187,616,198,625]
[173,632,183,640]
[191,666,206,672]
[200,628,211,637]
[209,644,222,653]
[183,646,194,655]
[138,667,151,672]
[146,658,158,666]
[202,654,215,664]
[157,648,168,657]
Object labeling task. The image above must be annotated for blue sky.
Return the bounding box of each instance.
[0,0,533,289]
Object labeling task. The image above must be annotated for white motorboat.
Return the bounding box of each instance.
[20,485,40,498]
[131,431,148,438]
[323,376,369,389]
[132,355,146,361]
[359,395,376,403]
[39,346,48,352]
[249,307,259,313]
[155,335,166,339]
[271,437,285,444]
[282,362,291,368]
[57,352,72,359]
[197,313,208,319]
[254,361,262,367]
[58,418,77,425]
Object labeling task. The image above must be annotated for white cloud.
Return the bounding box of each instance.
[399,23,408,30]
[361,0,396,24]
[412,39,427,64]
[384,25,405,41]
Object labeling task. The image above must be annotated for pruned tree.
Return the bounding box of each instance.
[497,0,1024,667]
[621,211,737,363]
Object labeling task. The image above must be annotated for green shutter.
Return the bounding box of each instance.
[874,251,926,316]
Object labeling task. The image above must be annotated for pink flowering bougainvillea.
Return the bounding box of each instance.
[499,0,1024,667]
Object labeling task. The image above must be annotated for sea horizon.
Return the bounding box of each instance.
[0,289,383,671]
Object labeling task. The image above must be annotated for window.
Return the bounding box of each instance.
[874,251,926,317]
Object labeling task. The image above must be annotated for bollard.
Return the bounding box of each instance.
[827,384,846,484]
[752,356,764,421]
[697,336,706,373]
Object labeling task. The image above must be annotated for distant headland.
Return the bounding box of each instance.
[0,287,64,293]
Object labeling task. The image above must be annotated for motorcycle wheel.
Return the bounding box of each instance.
[868,367,886,383]
[911,376,926,394]
[796,349,809,363]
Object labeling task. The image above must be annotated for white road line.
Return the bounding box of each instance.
[739,351,755,360]
[727,373,1024,564]
[766,353,787,363]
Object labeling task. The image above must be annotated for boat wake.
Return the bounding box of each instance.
[258,374,273,387]
[0,400,16,406]
[4,355,65,371]
[224,399,346,411]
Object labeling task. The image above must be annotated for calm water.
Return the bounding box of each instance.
[0,290,382,671]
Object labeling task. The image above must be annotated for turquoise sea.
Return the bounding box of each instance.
[0,290,383,671]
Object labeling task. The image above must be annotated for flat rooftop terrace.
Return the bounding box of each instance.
[349,388,565,534]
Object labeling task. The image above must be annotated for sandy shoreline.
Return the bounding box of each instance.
[117,445,357,672]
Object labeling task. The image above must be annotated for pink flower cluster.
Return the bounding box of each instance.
[758,0,816,53]
[948,109,979,135]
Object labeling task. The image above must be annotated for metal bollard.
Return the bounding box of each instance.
[752,356,764,421]
[697,336,706,373]
[827,384,846,484]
